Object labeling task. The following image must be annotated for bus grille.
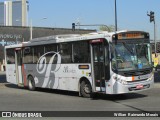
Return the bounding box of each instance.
[127,79,148,83]
[128,84,150,91]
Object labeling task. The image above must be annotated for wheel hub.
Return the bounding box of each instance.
[84,84,91,94]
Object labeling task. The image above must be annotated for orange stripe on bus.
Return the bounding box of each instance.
[22,64,27,87]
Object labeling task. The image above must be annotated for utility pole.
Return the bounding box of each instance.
[147,11,156,56]
[30,19,32,40]
[30,18,47,40]
[115,0,117,31]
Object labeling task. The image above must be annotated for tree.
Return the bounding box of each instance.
[99,25,116,32]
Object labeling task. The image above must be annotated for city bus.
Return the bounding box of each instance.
[5,30,154,98]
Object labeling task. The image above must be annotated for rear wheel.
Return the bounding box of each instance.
[80,80,92,98]
[28,76,35,91]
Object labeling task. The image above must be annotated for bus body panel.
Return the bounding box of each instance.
[23,64,92,91]
[4,31,154,96]
[6,64,17,85]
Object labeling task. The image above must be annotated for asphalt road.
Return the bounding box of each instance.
[0,82,159,111]
[0,71,160,119]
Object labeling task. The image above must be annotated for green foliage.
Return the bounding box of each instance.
[99,25,116,32]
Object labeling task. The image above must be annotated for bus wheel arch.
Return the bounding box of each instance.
[79,77,92,98]
[27,75,36,91]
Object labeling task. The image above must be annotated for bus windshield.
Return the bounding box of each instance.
[111,42,152,71]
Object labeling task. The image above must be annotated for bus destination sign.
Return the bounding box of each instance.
[116,32,147,40]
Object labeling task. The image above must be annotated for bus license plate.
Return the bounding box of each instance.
[136,84,144,89]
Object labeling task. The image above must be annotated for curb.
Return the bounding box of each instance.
[154,83,160,88]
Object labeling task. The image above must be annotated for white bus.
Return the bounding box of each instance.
[5,30,154,97]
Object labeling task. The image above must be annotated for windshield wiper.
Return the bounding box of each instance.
[122,42,134,55]
[137,40,145,54]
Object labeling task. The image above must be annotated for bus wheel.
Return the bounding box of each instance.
[80,80,92,98]
[28,76,35,91]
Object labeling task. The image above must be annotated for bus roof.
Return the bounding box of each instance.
[5,43,23,49]
[5,30,149,48]
[21,31,112,46]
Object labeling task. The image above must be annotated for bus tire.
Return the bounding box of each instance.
[28,76,35,91]
[80,80,92,98]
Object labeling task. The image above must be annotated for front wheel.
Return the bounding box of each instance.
[80,80,92,98]
[28,76,35,91]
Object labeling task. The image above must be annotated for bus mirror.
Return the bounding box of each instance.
[110,45,115,58]
[114,34,118,45]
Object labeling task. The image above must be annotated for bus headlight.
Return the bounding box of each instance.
[113,76,127,85]
[119,79,127,85]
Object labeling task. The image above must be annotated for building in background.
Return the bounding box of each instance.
[4,1,12,26]
[0,2,4,26]
[0,0,29,26]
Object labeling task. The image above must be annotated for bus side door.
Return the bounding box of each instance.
[90,39,109,92]
[5,48,17,84]
[15,48,23,86]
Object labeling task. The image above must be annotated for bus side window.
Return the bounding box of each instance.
[45,44,57,64]
[23,47,33,64]
[58,43,72,63]
[73,41,90,63]
[34,46,45,63]
[105,44,109,65]
[6,48,15,64]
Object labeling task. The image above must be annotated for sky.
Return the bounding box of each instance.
[1,0,160,40]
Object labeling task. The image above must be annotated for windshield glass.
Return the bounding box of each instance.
[111,42,152,71]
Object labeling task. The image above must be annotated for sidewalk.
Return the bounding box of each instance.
[0,71,6,75]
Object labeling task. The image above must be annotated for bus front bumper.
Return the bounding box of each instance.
[107,79,154,94]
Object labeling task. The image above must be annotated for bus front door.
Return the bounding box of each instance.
[91,41,106,92]
[15,49,23,86]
